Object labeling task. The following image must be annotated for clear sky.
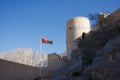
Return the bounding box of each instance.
[0,0,120,54]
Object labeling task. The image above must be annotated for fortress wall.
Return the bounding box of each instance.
[0,59,40,80]
[40,53,64,77]
[39,53,67,78]
[41,67,49,78]
[48,53,63,71]
[66,17,90,60]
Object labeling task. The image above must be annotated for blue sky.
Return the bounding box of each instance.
[0,0,120,54]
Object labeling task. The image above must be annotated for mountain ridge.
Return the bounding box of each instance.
[0,48,48,67]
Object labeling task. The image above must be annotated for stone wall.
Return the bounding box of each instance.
[0,59,40,80]
[48,53,63,71]
[40,53,65,78]
[0,53,66,80]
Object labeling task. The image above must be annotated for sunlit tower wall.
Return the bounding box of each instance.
[66,17,91,60]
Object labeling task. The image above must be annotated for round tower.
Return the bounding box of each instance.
[66,16,90,60]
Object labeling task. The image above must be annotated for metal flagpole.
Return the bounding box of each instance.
[39,36,42,78]
[40,36,43,53]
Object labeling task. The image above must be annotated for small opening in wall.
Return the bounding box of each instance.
[82,32,86,39]
[69,27,71,30]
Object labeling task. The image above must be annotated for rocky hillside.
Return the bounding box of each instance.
[66,8,120,80]
[0,48,47,67]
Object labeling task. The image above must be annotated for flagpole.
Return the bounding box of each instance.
[40,36,42,78]
[40,36,43,53]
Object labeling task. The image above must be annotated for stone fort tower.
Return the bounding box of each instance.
[66,17,90,60]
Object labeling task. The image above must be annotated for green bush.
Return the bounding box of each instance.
[82,50,95,66]
[72,71,80,77]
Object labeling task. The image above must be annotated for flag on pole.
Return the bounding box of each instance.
[41,37,53,44]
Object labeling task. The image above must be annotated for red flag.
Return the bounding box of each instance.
[41,37,53,44]
[42,37,47,43]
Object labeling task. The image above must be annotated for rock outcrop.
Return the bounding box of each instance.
[64,8,120,80]
[84,36,120,80]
